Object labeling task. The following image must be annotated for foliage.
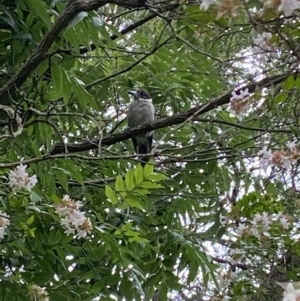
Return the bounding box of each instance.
[0,0,300,300]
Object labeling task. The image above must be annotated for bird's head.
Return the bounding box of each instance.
[128,89,152,101]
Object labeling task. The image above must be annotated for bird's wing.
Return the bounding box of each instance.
[127,101,155,128]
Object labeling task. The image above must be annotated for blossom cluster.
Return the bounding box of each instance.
[8,164,37,192]
[252,32,279,64]
[28,284,49,301]
[259,141,298,171]
[260,0,300,17]
[55,195,93,239]
[198,0,300,17]
[0,211,10,240]
[236,212,290,239]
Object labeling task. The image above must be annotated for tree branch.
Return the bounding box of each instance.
[0,0,149,104]
[50,71,297,155]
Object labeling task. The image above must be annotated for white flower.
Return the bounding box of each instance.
[280,216,290,230]
[229,249,245,265]
[229,271,237,280]
[259,147,272,159]
[236,223,247,236]
[28,284,49,301]
[8,164,37,192]
[252,32,279,63]
[278,0,300,16]
[77,228,88,239]
[216,274,232,289]
[199,0,219,10]
[230,88,250,102]
[281,155,292,170]
[62,194,70,202]
[250,226,260,239]
[252,213,262,225]
[287,141,297,151]
[261,212,271,231]
[283,282,300,301]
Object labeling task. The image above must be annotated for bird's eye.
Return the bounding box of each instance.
[141,91,147,98]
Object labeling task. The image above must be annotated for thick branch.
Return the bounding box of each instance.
[0,0,147,104]
[50,71,297,155]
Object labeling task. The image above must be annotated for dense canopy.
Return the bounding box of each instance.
[0,0,300,300]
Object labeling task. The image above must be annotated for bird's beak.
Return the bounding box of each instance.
[128,90,138,97]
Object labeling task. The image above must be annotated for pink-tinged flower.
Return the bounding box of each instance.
[0,211,10,240]
[55,195,93,239]
[282,282,300,301]
[8,164,37,192]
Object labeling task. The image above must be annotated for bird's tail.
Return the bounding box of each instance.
[138,144,150,167]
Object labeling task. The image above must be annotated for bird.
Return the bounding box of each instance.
[127,89,155,166]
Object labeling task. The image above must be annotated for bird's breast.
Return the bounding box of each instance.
[128,100,155,128]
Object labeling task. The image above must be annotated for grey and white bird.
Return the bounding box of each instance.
[127,89,155,166]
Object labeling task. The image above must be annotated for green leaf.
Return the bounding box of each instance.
[145,173,168,181]
[67,12,88,30]
[61,70,72,104]
[74,83,100,110]
[124,230,138,237]
[121,223,132,231]
[134,164,144,185]
[115,175,126,198]
[125,197,144,209]
[125,169,135,191]
[23,0,50,28]
[51,65,62,97]
[105,185,118,204]
[26,215,34,225]
[82,269,97,280]
[283,75,295,90]
[54,169,68,192]
[67,166,84,186]
[143,161,154,177]
[92,16,104,27]
[139,181,163,189]
[131,236,149,243]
